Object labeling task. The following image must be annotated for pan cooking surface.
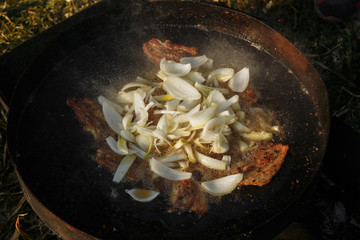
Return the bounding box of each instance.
[8,2,327,239]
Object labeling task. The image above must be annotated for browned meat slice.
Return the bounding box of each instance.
[143,38,199,65]
[96,141,122,172]
[169,179,208,215]
[232,143,289,186]
[66,97,112,141]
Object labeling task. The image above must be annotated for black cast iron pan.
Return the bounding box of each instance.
[1,1,329,239]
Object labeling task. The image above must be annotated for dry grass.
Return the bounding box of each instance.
[0,0,359,239]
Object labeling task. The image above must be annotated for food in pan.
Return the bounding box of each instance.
[67,38,288,215]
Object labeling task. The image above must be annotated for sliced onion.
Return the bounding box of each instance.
[174,104,201,124]
[125,188,160,202]
[158,150,186,163]
[201,117,226,141]
[231,121,250,133]
[121,82,150,92]
[228,67,249,92]
[189,105,217,128]
[241,131,272,141]
[184,144,196,163]
[194,81,229,95]
[136,134,152,152]
[216,95,239,113]
[135,76,162,88]
[201,173,243,196]
[122,114,133,130]
[150,158,192,180]
[120,129,136,142]
[112,154,136,183]
[210,68,234,82]
[194,151,227,170]
[160,58,191,76]
[177,99,199,112]
[98,95,123,114]
[102,101,123,133]
[185,71,206,84]
[211,134,229,154]
[180,55,208,68]
[163,76,201,100]
[106,136,135,155]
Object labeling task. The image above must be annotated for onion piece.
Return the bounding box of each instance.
[177,99,199,112]
[121,82,150,92]
[210,68,234,82]
[106,136,135,155]
[211,134,229,154]
[163,76,201,100]
[150,158,192,180]
[231,121,251,133]
[158,150,186,163]
[98,95,123,114]
[184,144,196,163]
[185,71,206,84]
[160,58,192,76]
[241,131,272,141]
[201,173,243,196]
[180,55,208,68]
[136,134,152,152]
[153,94,174,101]
[120,129,136,143]
[194,81,229,95]
[125,189,160,202]
[194,151,227,170]
[228,67,249,92]
[102,101,123,133]
[112,154,136,183]
[189,105,217,128]
[174,104,201,124]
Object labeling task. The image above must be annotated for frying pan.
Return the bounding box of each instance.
[2,1,329,239]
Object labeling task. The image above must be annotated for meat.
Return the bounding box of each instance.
[66,97,111,141]
[143,38,199,64]
[232,143,289,186]
[169,179,208,216]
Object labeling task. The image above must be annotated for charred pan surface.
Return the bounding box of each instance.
[143,38,199,65]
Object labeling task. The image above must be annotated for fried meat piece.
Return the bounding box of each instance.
[232,143,289,186]
[143,38,199,65]
[66,97,112,141]
[169,179,208,216]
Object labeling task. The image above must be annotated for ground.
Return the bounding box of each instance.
[0,0,359,239]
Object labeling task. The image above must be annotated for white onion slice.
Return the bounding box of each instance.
[125,189,160,202]
[102,101,123,133]
[185,71,206,84]
[150,158,192,180]
[201,173,243,196]
[163,76,201,100]
[160,58,191,76]
[231,121,250,133]
[112,154,136,183]
[241,131,272,141]
[136,134,152,152]
[121,82,149,92]
[211,134,229,154]
[158,150,186,163]
[228,67,249,92]
[174,104,201,123]
[194,151,227,170]
[189,105,217,128]
[98,95,123,114]
[210,68,234,82]
[120,129,136,142]
[194,81,229,94]
[177,99,199,112]
[180,55,208,68]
